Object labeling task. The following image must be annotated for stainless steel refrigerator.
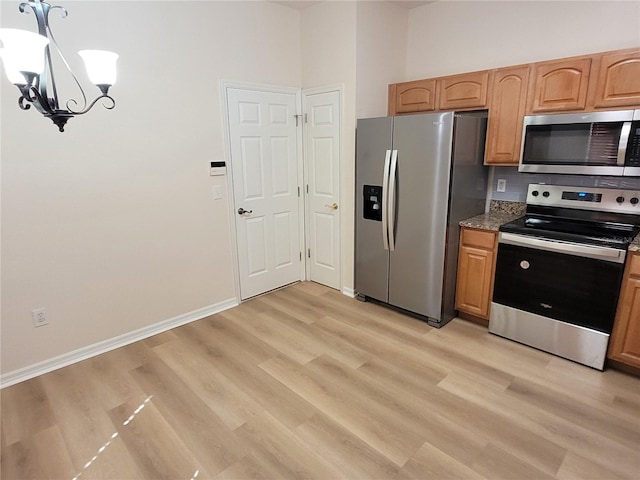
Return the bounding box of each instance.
[355,111,488,327]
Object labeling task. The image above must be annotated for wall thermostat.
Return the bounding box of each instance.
[210,161,226,176]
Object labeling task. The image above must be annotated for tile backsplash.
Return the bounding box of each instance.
[490,167,640,202]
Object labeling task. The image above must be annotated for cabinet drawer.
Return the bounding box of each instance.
[461,228,496,250]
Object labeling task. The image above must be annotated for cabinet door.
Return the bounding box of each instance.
[438,71,490,110]
[393,79,438,114]
[608,253,640,368]
[485,66,530,165]
[455,229,497,320]
[529,58,592,113]
[592,50,640,109]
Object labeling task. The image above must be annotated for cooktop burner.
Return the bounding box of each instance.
[500,215,640,249]
[500,184,640,249]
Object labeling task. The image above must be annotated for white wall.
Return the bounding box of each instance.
[406,1,640,79]
[3,0,639,380]
[1,1,301,376]
[301,1,357,292]
[356,1,408,119]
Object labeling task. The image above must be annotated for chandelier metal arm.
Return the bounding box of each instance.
[66,93,115,115]
[18,83,55,114]
[4,0,118,132]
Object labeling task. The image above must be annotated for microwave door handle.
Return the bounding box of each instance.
[382,149,392,251]
[618,121,632,166]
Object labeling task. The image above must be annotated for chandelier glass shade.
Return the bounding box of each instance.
[0,0,118,132]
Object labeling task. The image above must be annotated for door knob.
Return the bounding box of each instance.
[325,202,339,210]
[237,207,253,215]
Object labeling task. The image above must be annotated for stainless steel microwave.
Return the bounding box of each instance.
[519,109,640,176]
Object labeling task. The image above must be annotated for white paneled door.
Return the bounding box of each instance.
[303,89,341,290]
[227,87,303,300]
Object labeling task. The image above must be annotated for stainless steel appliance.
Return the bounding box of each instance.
[355,111,488,327]
[520,109,640,176]
[490,184,640,370]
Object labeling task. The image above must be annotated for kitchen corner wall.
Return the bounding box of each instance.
[405,0,640,205]
[406,1,640,79]
[1,1,302,377]
[300,1,357,292]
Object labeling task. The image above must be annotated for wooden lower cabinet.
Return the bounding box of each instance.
[455,228,498,321]
[608,252,640,369]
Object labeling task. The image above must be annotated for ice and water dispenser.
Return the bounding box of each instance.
[363,185,383,221]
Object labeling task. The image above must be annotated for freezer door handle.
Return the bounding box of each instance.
[388,149,398,252]
[381,149,392,251]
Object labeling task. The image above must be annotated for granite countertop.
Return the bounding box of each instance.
[459,200,526,232]
[629,235,640,252]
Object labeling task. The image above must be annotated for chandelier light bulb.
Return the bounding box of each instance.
[78,50,119,87]
[0,28,49,81]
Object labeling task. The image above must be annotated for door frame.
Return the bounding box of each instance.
[221,80,306,302]
[301,84,343,289]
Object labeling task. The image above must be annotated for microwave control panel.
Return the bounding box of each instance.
[627,123,640,167]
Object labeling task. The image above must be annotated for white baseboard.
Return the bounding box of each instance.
[342,286,356,298]
[0,298,238,389]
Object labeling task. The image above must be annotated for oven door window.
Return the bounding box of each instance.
[493,243,624,333]
[522,122,623,166]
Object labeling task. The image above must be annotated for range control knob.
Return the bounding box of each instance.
[616,196,625,204]
[542,191,550,198]
[631,197,639,205]
[531,190,539,197]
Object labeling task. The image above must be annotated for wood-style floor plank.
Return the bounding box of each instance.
[2,282,639,480]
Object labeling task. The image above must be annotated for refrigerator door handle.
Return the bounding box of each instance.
[388,149,398,252]
[381,149,392,251]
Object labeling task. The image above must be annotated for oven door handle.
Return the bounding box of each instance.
[499,232,627,264]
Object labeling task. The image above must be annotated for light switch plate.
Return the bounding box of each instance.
[497,179,507,193]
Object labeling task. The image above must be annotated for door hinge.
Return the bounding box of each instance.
[306,184,309,194]
[304,113,308,124]
[298,186,300,197]
[299,251,302,261]
[294,114,302,127]
[308,248,311,258]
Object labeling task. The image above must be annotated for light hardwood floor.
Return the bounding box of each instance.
[2,282,639,479]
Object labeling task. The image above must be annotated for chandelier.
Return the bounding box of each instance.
[0,0,118,132]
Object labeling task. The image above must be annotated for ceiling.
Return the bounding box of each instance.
[272,1,434,11]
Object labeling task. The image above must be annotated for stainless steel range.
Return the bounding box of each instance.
[490,184,640,370]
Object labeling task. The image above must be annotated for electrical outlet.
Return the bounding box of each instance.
[32,308,48,327]
[497,179,507,193]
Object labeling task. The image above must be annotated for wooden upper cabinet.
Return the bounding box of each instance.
[528,57,592,113]
[438,71,490,110]
[388,48,639,118]
[392,79,438,114]
[592,49,640,109]
[485,66,530,165]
